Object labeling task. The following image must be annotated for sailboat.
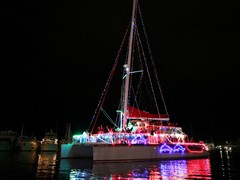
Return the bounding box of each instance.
[16,124,39,151]
[92,0,209,162]
[61,0,210,161]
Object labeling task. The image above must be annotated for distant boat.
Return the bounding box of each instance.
[40,130,58,152]
[16,124,39,151]
[0,130,17,151]
[17,135,39,151]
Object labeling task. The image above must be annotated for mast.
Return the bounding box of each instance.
[20,123,24,136]
[123,0,137,130]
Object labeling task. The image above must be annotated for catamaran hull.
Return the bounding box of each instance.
[61,143,93,158]
[93,144,209,162]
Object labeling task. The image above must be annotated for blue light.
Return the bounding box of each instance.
[159,143,186,154]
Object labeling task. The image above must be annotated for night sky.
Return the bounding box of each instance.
[1,0,239,144]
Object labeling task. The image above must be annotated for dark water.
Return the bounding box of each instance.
[0,147,240,179]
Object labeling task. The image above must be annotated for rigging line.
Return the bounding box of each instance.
[101,108,119,128]
[135,22,161,116]
[134,2,158,112]
[128,1,157,113]
[128,25,135,109]
[129,23,144,110]
[131,26,144,110]
[88,24,131,134]
[137,1,169,118]
[117,86,123,129]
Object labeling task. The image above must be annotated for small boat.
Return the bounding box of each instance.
[40,130,59,152]
[17,135,39,151]
[0,130,17,151]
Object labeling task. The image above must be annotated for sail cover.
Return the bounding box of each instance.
[127,106,169,121]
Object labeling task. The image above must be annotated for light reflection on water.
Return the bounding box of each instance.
[60,158,211,179]
[0,148,240,179]
[211,146,240,180]
[36,152,59,179]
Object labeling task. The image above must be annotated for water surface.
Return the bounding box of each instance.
[0,147,240,179]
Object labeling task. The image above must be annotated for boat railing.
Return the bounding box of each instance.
[72,131,187,145]
[41,138,58,144]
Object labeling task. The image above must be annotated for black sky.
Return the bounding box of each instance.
[1,0,239,143]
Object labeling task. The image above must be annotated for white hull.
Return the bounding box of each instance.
[61,143,93,158]
[93,144,209,162]
[41,143,58,152]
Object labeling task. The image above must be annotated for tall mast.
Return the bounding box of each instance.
[123,0,137,130]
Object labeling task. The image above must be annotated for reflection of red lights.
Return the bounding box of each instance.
[187,159,211,179]
[88,158,211,179]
